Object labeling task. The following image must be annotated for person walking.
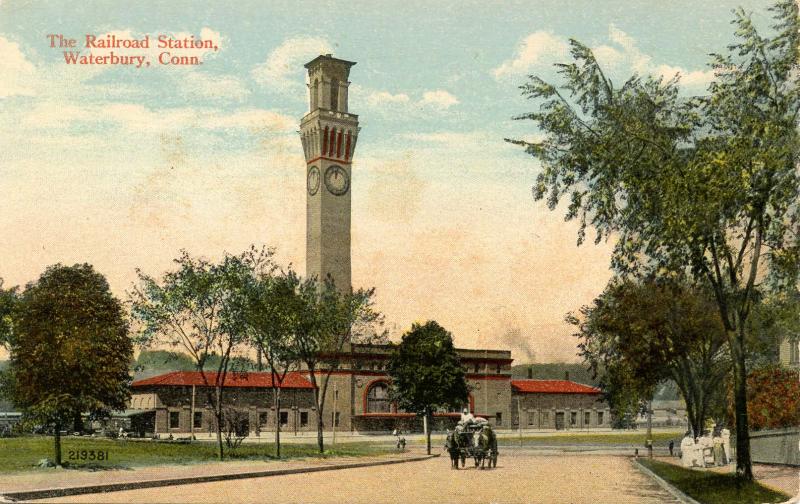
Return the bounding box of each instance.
[668,440,674,457]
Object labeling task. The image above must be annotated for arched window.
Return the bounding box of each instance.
[366,382,391,413]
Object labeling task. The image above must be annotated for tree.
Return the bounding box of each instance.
[8,264,132,466]
[388,321,469,455]
[0,279,18,350]
[508,2,800,479]
[242,266,300,458]
[130,249,270,460]
[571,278,729,436]
[292,277,385,453]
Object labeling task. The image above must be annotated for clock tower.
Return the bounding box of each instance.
[300,55,359,291]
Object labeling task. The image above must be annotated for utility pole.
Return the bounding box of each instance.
[517,398,522,446]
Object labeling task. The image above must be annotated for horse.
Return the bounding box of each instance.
[472,425,498,469]
[445,430,461,469]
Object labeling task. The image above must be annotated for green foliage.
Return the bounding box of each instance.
[388,321,469,415]
[0,279,18,350]
[290,275,385,453]
[130,247,276,460]
[570,278,729,434]
[509,1,800,479]
[7,264,132,433]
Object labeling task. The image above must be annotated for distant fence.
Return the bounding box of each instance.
[751,428,799,466]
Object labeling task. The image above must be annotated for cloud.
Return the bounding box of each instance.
[0,35,37,97]
[494,25,714,90]
[492,31,569,80]
[354,85,459,116]
[420,90,459,109]
[252,36,333,94]
[594,24,715,88]
[365,90,410,107]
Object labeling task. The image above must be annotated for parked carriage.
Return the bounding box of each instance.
[445,423,498,469]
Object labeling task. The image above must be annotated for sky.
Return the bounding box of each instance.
[0,0,778,363]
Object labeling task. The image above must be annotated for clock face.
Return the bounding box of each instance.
[307,166,320,195]
[324,165,349,196]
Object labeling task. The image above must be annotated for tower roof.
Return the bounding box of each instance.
[304,54,356,70]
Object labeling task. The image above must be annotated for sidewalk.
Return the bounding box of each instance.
[0,449,429,500]
[654,455,799,498]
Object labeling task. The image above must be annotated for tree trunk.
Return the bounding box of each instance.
[307,365,325,454]
[72,411,83,434]
[731,328,753,481]
[425,409,432,455]
[53,421,62,466]
[274,387,282,459]
[215,385,224,461]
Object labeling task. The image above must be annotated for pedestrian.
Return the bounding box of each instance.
[668,440,674,457]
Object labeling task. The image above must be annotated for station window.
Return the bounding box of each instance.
[597,412,604,425]
[280,411,289,427]
[300,411,309,427]
[584,412,591,427]
[169,411,180,429]
[541,412,549,427]
[474,363,480,373]
[332,412,340,427]
[527,412,535,426]
[259,412,269,428]
[193,411,203,429]
[495,412,502,425]
[570,412,577,426]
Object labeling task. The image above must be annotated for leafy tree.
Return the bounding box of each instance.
[292,277,385,453]
[130,249,271,460]
[508,2,800,479]
[388,321,469,455]
[728,366,800,430]
[571,279,729,436]
[241,265,300,458]
[0,279,18,350]
[8,264,132,466]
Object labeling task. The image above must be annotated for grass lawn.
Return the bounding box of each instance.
[639,459,791,504]
[0,436,394,473]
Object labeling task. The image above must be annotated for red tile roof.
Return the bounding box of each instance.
[511,379,601,395]
[132,371,314,389]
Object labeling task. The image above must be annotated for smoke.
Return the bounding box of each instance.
[500,326,536,364]
[479,306,536,364]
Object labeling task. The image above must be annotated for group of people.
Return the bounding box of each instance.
[679,427,731,468]
[455,408,488,434]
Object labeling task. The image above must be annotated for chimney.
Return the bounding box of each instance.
[527,367,533,379]
[564,371,570,381]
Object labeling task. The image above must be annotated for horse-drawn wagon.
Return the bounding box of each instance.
[445,423,498,469]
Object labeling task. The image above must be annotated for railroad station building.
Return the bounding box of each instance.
[129,345,609,437]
